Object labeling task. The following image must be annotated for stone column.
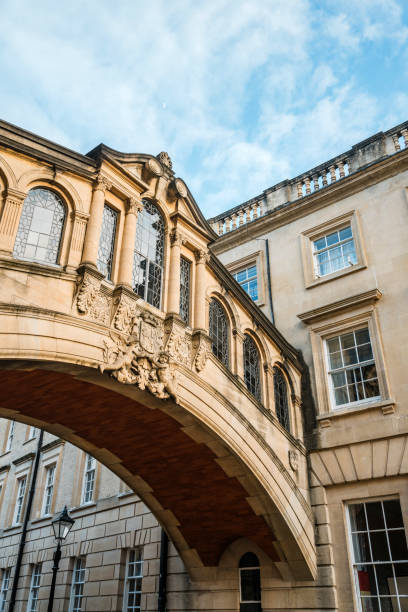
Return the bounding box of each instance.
[81,175,112,267]
[234,329,245,380]
[167,229,184,315]
[194,249,209,331]
[117,197,143,288]
[0,189,26,256]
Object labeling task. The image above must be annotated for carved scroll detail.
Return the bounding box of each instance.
[165,330,191,366]
[194,340,208,372]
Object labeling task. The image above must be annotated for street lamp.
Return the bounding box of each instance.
[47,506,75,612]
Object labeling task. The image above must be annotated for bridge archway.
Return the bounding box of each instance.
[0,358,314,581]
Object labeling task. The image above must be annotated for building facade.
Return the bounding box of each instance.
[0,419,186,612]
[211,120,408,611]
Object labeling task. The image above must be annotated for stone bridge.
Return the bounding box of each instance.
[0,120,315,583]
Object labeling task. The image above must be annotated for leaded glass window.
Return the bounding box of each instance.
[348,499,408,611]
[239,553,262,612]
[273,367,290,431]
[209,299,229,367]
[96,205,118,280]
[243,336,261,401]
[132,200,164,309]
[13,188,66,265]
[179,256,191,324]
[123,549,143,612]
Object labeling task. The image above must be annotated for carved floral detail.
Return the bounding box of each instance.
[76,273,110,325]
[113,296,139,335]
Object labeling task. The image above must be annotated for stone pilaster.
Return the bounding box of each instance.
[117,197,143,288]
[167,230,185,316]
[66,210,90,270]
[81,175,112,268]
[193,249,209,331]
[0,189,26,256]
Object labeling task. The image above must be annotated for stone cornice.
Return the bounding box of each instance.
[211,148,408,254]
[12,451,35,466]
[41,438,64,453]
[297,288,382,324]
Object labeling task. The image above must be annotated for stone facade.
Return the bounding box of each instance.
[212,120,408,611]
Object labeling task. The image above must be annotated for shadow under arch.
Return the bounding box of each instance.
[0,358,315,582]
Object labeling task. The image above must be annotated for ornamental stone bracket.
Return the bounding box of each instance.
[192,330,211,373]
[75,264,111,325]
[164,315,191,367]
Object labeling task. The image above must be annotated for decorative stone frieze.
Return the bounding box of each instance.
[289,450,299,472]
[112,289,140,335]
[75,265,111,325]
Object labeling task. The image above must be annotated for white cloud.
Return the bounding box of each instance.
[0,0,406,217]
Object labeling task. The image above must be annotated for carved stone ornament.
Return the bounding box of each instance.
[147,158,163,177]
[94,174,112,193]
[113,295,139,336]
[76,271,110,325]
[288,450,299,472]
[156,151,173,170]
[100,323,178,403]
[194,340,208,372]
[165,330,191,367]
[174,178,187,198]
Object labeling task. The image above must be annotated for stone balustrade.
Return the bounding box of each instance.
[209,119,408,235]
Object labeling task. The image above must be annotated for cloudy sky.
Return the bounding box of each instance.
[0,0,407,217]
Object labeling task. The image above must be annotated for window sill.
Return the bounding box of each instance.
[305,262,366,289]
[3,524,22,532]
[317,399,395,426]
[23,438,36,445]
[70,501,97,513]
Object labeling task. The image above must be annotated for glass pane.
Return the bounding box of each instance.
[236,270,246,283]
[364,379,380,399]
[366,503,385,530]
[247,266,257,278]
[357,565,378,595]
[362,364,378,381]
[327,337,340,353]
[326,231,339,246]
[361,597,380,611]
[339,226,352,240]
[376,564,395,595]
[329,352,343,369]
[31,206,53,233]
[334,387,349,406]
[350,504,367,532]
[343,348,358,365]
[389,531,408,561]
[314,237,326,251]
[378,597,398,612]
[394,563,408,595]
[355,328,370,345]
[341,333,355,349]
[353,532,372,562]
[332,371,346,387]
[358,344,374,362]
[384,501,404,529]
[370,532,390,561]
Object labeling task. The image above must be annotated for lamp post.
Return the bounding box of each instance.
[47,506,75,612]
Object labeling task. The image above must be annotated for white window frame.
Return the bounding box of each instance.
[81,454,96,505]
[5,420,15,453]
[42,464,56,516]
[123,549,143,612]
[346,498,408,611]
[0,568,10,612]
[301,210,366,289]
[28,426,38,440]
[325,326,381,410]
[239,565,262,605]
[226,250,266,307]
[68,557,86,612]
[13,475,27,525]
[26,563,42,612]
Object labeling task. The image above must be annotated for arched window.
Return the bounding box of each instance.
[13,188,66,265]
[239,552,262,612]
[132,200,164,309]
[273,367,290,431]
[243,335,261,401]
[209,299,229,367]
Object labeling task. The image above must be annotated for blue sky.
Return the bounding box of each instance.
[1,0,407,217]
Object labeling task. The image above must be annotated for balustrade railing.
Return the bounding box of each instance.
[209,119,408,236]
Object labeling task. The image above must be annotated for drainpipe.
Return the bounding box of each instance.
[263,238,275,325]
[158,528,169,612]
[9,429,44,612]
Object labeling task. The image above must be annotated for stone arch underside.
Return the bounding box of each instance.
[0,360,315,581]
